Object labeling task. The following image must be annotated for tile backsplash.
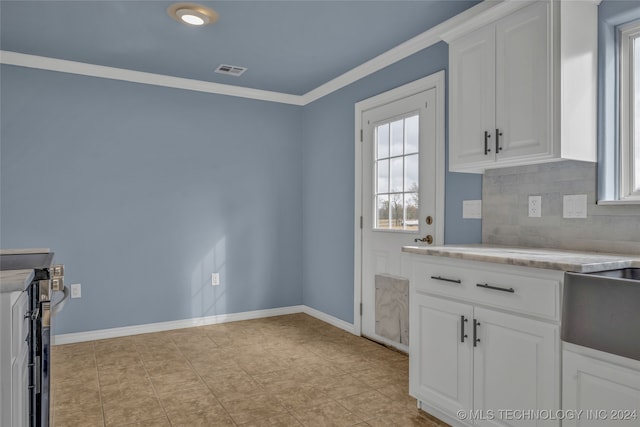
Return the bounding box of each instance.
[482,161,640,254]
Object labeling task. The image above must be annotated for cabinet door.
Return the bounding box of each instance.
[410,292,473,416]
[449,24,496,171]
[473,307,559,427]
[495,2,550,162]
[563,349,640,427]
[12,351,29,427]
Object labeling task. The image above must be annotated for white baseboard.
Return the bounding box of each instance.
[301,305,355,335]
[52,305,354,345]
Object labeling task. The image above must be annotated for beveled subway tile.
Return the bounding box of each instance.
[221,393,288,425]
[292,400,363,427]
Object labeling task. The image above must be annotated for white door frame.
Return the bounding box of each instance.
[353,70,446,336]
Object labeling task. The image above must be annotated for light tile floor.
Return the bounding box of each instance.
[51,313,449,427]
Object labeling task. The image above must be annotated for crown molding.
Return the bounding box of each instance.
[0,50,305,106]
[301,0,501,104]
[1,0,504,106]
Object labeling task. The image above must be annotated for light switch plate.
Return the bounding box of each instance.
[563,194,587,218]
[70,283,81,299]
[463,200,482,219]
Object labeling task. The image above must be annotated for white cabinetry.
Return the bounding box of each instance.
[447,0,598,173]
[563,343,640,427]
[407,255,561,427]
[1,290,29,427]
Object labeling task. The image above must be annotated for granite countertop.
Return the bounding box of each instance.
[0,248,50,293]
[402,244,640,273]
[0,269,35,293]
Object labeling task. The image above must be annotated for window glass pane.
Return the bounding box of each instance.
[390,119,404,157]
[405,193,419,230]
[404,154,419,193]
[376,159,389,194]
[634,36,640,192]
[372,115,421,230]
[376,195,389,229]
[390,157,403,192]
[376,123,389,160]
[405,115,419,154]
[390,194,403,229]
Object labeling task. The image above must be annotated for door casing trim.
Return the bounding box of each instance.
[353,70,446,336]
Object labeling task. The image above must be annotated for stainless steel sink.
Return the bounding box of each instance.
[562,268,640,361]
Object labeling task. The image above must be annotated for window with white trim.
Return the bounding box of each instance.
[620,19,640,201]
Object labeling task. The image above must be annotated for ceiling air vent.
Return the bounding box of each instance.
[214,64,247,77]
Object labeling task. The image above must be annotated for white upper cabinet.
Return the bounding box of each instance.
[447,0,598,173]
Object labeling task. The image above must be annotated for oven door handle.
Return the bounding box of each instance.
[40,302,51,426]
[51,285,69,316]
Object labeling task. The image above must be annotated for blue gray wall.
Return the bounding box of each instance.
[301,42,483,324]
[1,65,304,334]
[597,0,640,200]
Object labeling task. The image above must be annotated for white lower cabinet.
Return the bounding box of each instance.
[1,290,29,427]
[408,255,561,427]
[563,343,640,427]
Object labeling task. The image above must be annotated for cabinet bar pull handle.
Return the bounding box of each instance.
[484,131,492,155]
[473,319,480,347]
[430,275,461,284]
[476,283,515,293]
[461,315,468,343]
[495,129,503,152]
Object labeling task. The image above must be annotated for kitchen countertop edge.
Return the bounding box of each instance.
[0,269,35,294]
[402,245,640,273]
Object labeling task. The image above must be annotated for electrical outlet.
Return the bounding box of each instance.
[70,283,81,299]
[211,273,220,286]
[528,195,542,217]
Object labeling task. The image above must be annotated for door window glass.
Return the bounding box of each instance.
[374,114,419,230]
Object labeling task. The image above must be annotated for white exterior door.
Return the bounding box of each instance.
[360,87,439,350]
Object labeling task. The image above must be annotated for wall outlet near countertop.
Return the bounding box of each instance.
[528,195,542,217]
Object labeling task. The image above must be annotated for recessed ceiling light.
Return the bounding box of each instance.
[168,3,218,27]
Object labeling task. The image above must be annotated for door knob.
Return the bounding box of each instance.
[414,235,433,244]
